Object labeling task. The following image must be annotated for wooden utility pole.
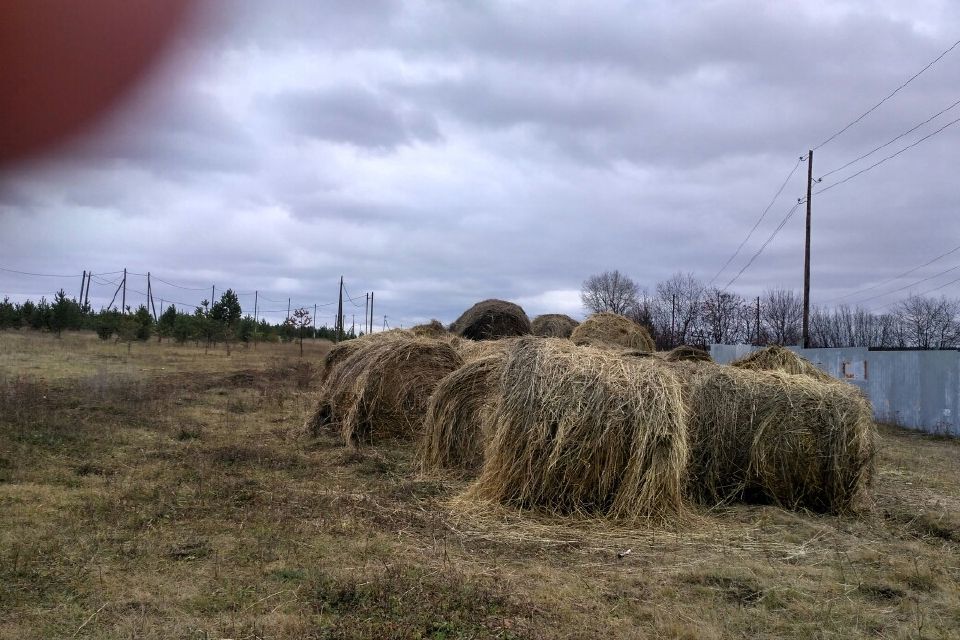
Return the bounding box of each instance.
[802,150,813,348]
[147,272,157,321]
[82,269,91,309]
[121,268,127,314]
[670,294,676,349]
[369,291,374,334]
[79,270,86,302]
[365,293,369,335]
[336,276,344,343]
[211,285,216,307]
[313,303,317,339]
[287,297,291,321]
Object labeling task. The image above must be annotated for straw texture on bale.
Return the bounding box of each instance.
[455,337,521,364]
[686,367,875,512]
[307,337,463,445]
[570,312,655,352]
[411,320,448,338]
[531,314,579,338]
[732,345,831,381]
[449,299,532,341]
[665,345,713,363]
[419,353,506,474]
[463,337,688,522]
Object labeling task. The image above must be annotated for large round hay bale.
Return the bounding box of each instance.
[687,367,875,512]
[419,353,506,475]
[570,312,655,352]
[531,314,579,338]
[449,299,531,341]
[411,320,448,338]
[463,337,688,522]
[665,345,712,363]
[319,330,412,383]
[731,345,830,381]
[307,337,463,445]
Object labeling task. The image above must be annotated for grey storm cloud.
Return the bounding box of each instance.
[2,0,960,326]
[265,86,441,150]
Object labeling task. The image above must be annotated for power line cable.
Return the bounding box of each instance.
[821,241,960,304]
[709,157,804,286]
[813,37,960,150]
[855,262,960,306]
[150,275,210,291]
[723,198,805,290]
[815,114,960,196]
[0,266,82,278]
[818,96,960,181]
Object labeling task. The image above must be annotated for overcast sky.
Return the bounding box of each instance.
[1,0,958,327]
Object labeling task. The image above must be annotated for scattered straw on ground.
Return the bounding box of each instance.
[461,337,688,523]
[570,312,655,352]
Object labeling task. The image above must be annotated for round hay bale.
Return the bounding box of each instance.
[307,337,463,445]
[463,337,688,522]
[687,367,875,512]
[319,330,412,384]
[411,320,448,338]
[665,345,712,363]
[731,345,831,381]
[419,353,506,475]
[570,312,655,352]
[449,299,531,341]
[531,314,579,338]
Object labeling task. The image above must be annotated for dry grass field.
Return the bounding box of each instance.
[1,331,958,639]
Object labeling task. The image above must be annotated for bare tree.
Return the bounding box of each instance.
[894,296,960,349]
[651,272,705,348]
[701,288,746,345]
[581,270,640,315]
[761,288,802,346]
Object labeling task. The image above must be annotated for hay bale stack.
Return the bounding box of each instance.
[419,353,506,474]
[411,320,448,338]
[463,337,688,522]
[665,345,712,363]
[307,337,463,445]
[732,345,831,381]
[570,312,655,352]
[687,367,875,512]
[449,299,532,341]
[531,314,579,338]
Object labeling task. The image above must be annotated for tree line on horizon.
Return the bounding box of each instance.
[0,288,356,346]
[581,270,960,350]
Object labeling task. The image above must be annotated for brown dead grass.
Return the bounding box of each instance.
[1,330,958,639]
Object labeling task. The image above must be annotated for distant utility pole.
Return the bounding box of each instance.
[79,270,86,302]
[802,150,813,349]
[369,291,374,334]
[336,276,344,343]
[670,294,676,349]
[211,285,216,307]
[313,303,317,339]
[147,272,157,321]
[121,268,127,314]
[383,315,387,331]
[253,291,258,347]
[82,269,91,309]
[287,297,291,321]
[365,293,369,334]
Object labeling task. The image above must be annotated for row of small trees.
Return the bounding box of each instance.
[0,288,356,347]
[581,270,960,349]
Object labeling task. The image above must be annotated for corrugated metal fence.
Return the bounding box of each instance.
[710,345,960,436]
